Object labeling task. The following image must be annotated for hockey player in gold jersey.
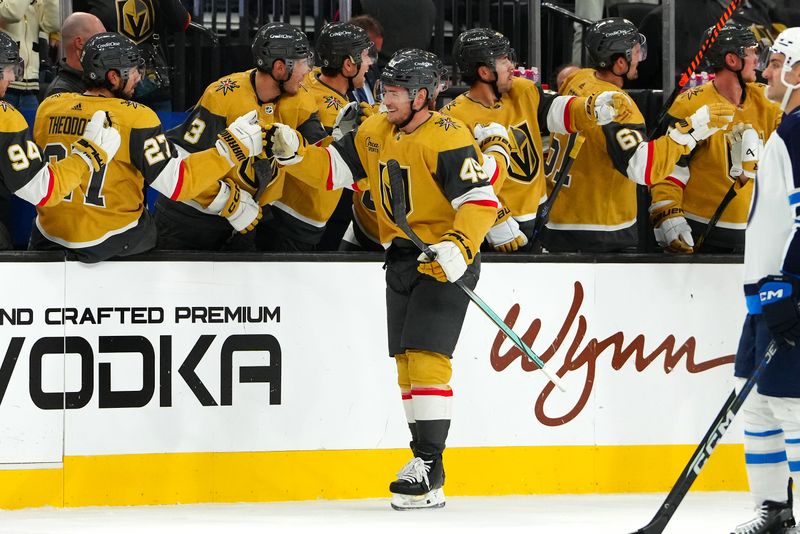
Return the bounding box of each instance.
[30,33,264,262]
[0,33,121,234]
[442,28,627,252]
[155,22,326,251]
[543,18,737,252]
[269,22,377,250]
[264,50,501,510]
[650,24,782,253]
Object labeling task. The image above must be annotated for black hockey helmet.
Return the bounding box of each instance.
[701,23,758,72]
[379,48,439,104]
[584,17,647,69]
[80,32,144,86]
[0,32,23,81]
[252,22,313,74]
[394,47,450,92]
[453,28,515,81]
[316,22,376,70]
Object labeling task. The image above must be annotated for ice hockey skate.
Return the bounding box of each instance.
[732,499,796,533]
[389,456,445,510]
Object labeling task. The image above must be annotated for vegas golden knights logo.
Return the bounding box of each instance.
[507,121,540,183]
[379,161,411,224]
[116,0,154,44]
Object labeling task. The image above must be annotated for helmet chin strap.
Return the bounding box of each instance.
[477,68,502,100]
[779,68,800,111]
[268,59,294,94]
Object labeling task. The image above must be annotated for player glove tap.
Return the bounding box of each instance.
[668,103,736,152]
[215,110,264,167]
[264,123,307,165]
[71,110,121,172]
[485,206,527,253]
[417,230,476,283]
[332,101,374,141]
[727,123,762,181]
[209,178,262,233]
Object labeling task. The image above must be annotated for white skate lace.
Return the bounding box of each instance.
[395,457,430,488]
[735,505,770,534]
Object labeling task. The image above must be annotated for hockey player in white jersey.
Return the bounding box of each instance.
[732,27,800,534]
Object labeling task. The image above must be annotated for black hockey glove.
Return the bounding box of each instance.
[759,274,800,351]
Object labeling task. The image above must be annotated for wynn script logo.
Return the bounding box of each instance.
[489,281,734,426]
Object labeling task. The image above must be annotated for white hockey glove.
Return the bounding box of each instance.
[265,123,306,166]
[727,123,762,181]
[590,91,626,126]
[417,230,476,283]
[331,101,374,141]
[668,103,735,151]
[216,110,264,167]
[473,122,512,167]
[486,206,528,253]
[71,110,121,172]
[207,178,262,233]
[649,199,694,254]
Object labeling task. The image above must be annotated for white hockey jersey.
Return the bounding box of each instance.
[744,106,800,313]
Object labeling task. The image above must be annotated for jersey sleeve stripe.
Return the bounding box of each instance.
[37,168,55,207]
[644,141,654,186]
[563,96,575,133]
[666,176,686,189]
[545,95,576,135]
[171,161,186,201]
[327,146,355,190]
[450,185,498,210]
[788,190,800,206]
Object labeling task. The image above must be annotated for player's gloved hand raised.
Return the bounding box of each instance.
[473,122,512,167]
[72,110,121,172]
[668,103,735,151]
[417,230,476,283]
[216,110,264,167]
[215,178,262,233]
[727,123,762,181]
[486,206,527,253]
[758,274,800,351]
[332,101,374,141]
[649,199,694,253]
[264,123,307,165]
[588,91,630,125]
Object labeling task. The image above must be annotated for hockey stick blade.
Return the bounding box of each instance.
[648,0,743,138]
[386,158,566,392]
[628,340,778,534]
[693,180,738,252]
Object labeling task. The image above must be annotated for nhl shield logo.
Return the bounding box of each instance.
[116,0,154,44]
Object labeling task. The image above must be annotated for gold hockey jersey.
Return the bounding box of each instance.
[167,69,327,204]
[33,93,232,247]
[651,81,782,247]
[0,101,91,208]
[440,77,546,223]
[270,70,345,236]
[286,111,499,247]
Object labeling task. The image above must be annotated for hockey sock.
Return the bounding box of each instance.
[767,396,800,501]
[743,391,791,504]
[407,350,452,462]
[395,354,417,452]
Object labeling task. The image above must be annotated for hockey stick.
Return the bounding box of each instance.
[386,159,566,392]
[692,180,738,252]
[648,0,743,138]
[531,134,584,244]
[629,339,778,534]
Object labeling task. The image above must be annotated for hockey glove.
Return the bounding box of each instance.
[417,230,476,283]
[332,101,373,141]
[216,110,264,167]
[264,123,307,166]
[668,103,735,152]
[209,178,262,233]
[72,110,121,172]
[649,199,694,253]
[727,123,762,181]
[589,90,630,126]
[485,206,528,253]
[759,274,800,351]
[473,122,512,168]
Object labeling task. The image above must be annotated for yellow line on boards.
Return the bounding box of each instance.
[0,444,747,509]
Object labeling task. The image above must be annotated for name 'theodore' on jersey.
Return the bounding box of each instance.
[33,93,233,248]
[286,111,500,247]
[0,101,92,207]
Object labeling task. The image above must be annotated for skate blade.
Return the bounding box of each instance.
[390,488,445,511]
